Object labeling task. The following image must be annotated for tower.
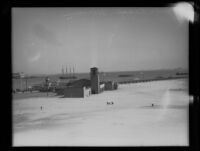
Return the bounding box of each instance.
[90,67,100,94]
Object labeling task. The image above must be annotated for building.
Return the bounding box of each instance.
[99,82,105,92]
[12,72,25,79]
[104,81,118,90]
[63,86,91,98]
[54,67,117,98]
[55,79,91,98]
[90,67,100,94]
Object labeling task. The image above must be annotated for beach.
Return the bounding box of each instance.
[13,79,189,146]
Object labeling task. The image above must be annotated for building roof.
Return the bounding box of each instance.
[67,79,91,88]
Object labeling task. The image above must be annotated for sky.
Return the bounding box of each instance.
[12,7,189,75]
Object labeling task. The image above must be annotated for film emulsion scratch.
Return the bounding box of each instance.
[12,6,192,146]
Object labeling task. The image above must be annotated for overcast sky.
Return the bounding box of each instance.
[12,7,188,74]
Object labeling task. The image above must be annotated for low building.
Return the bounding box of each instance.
[12,72,25,79]
[55,79,92,98]
[63,86,91,98]
[104,81,118,90]
[55,86,66,95]
[99,83,105,92]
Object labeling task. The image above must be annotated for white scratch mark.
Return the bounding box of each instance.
[29,52,41,63]
[172,2,194,23]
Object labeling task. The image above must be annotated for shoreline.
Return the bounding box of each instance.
[13,78,189,146]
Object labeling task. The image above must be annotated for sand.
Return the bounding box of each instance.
[13,79,189,146]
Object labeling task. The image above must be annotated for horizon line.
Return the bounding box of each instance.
[13,67,188,76]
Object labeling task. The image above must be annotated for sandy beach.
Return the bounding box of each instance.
[13,79,189,146]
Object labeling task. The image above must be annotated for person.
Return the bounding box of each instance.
[40,106,43,110]
[152,104,154,107]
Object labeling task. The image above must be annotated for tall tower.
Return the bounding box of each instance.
[90,67,100,94]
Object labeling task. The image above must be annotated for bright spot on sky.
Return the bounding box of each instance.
[30,52,41,63]
[172,2,194,23]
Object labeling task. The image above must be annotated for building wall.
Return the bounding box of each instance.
[63,87,84,98]
[56,87,91,98]
[90,67,100,94]
[55,88,65,95]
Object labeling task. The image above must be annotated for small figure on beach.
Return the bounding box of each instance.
[40,106,43,110]
[107,101,114,105]
[152,104,154,107]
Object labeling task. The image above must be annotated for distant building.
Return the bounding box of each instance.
[54,67,117,98]
[63,86,91,98]
[12,72,25,79]
[104,81,118,90]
